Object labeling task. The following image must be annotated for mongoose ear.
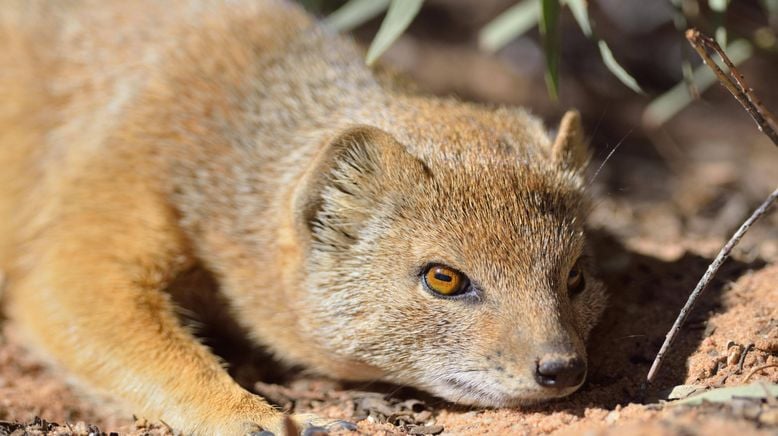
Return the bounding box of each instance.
[551,110,589,170]
[291,125,423,246]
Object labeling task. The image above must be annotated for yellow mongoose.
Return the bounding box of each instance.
[0,0,607,434]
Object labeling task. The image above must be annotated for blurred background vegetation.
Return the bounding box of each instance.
[293,0,778,260]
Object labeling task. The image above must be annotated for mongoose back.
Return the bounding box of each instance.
[0,0,607,434]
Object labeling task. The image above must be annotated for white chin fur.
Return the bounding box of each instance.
[425,374,582,408]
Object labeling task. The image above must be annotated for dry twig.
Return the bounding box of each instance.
[736,343,754,375]
[743,364,778,383]
[685,29,778,146]
[646,31,778,385]
[647,187,778,383]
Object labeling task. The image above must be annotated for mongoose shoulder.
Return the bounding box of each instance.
[0,0,607,434]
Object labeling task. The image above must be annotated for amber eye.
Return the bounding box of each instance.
[567,263,586,296]
[423,265,469,296]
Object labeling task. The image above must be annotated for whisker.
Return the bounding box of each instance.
[589,106,609,143]
[587,129,633,189]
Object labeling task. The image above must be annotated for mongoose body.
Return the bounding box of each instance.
[0,1,606,434]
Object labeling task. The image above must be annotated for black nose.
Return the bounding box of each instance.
[534,355,586,388]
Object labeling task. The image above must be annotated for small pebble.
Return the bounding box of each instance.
[326,420,358,431]
[727,344,743,366]
[302,426,329,436]
[759,409,778,426]
[407,424,444,435]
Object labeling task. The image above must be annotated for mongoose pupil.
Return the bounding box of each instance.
[423,265,469,296]
[434,273,452,282]
[567,263,586,296]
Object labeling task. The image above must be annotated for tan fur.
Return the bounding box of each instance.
[0,1,606,434]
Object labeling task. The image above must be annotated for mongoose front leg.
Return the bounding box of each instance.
[7,184,291,435]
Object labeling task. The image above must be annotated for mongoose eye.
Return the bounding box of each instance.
[567,263,586,296]
[423,264,469,297]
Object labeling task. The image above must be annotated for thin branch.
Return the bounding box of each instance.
[648,188,778,383]
[646,29,778,385]
[647,186,778,384]
[685,29,778,146]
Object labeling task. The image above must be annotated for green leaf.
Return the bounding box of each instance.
[643,39,753,128]
[299,0,325,14]
[540,0,561,100]
[669,0,697,95]
[324,0,391,32]
[709,0,729,47]
[565,0,592,37]
[709,0,729,11]
[478,0,541,52]
[566,0,642,94]
[670,383,778,406]
[597,40,643,94]
[763,0,778,14]
[365,0,424,66]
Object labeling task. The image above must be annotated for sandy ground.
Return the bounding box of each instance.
[1,1,778,435]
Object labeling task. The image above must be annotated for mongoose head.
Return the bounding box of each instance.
[291,103,607,407]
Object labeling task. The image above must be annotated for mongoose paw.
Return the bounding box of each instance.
[251,413,356,436]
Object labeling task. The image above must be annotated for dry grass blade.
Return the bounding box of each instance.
[685,28,778,146]
[743,364,778,383]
